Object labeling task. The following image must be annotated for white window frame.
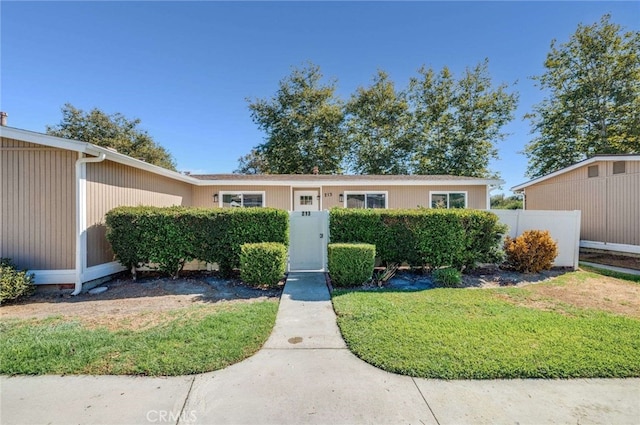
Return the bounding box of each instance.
[429,191,468,209]
[219,191,266,208]
[343,191,388,209]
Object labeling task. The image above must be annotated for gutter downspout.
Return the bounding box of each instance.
[73,152,106,295]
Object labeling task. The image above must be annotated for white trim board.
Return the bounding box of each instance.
[82,262,127,282]
[30,269,76,285]
[580,241,640,255]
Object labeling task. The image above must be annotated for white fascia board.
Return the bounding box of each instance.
[196,179,504,187]
[1,126,99,155]
[31,269,76,285]
[1,126,199,185]
[89,145,198,184]
[511,155,640,191]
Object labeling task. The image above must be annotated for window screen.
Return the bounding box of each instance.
[346,193,386,209]
[431,192,467,209]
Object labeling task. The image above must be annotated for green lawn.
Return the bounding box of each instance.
[332,271,640,379]
[0,301,278,376]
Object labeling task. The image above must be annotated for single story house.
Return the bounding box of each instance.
[1,125,503,292]
[512,155,640,254]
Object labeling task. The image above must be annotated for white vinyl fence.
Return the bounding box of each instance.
[491,210,581,269]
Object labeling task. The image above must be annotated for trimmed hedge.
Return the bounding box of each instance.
[106,206,289,277]
[328,243,376,287]
[329,208,506,270]
[240,243,287,287]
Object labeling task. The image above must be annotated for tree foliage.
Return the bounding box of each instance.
[46,104,176,170]
[490,194,523,210]
[525,15,640,178]
[242,63,346,174]
[239,61,517,177]
[345,70,412,174]
[407,60,518,177]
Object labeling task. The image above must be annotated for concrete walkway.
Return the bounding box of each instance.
[580,260,640,276]
[2,272,639,424]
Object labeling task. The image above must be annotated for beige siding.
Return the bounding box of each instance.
[1,137,75,270]
[322,185,488,210]
[86,161,193,267]
[194,184,488,211]
[192,185,291,210]
[525,161,640,246]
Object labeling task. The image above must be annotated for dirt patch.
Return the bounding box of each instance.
[0,272,283,327]
[365,265,639,318]
[580,251,640,271]
[500,274,640,318]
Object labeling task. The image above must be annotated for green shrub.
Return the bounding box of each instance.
[1,258,35,303]
[329,208,505,270]
[106,206,194,278]
[432,267,462,287]
[194,208,289,276]
[240,243,287,287]
[504,230,558,273]
[106,206,289,278]
[328,243,375,287]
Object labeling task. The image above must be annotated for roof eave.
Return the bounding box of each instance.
[511,155,640,191]
[0,126,199,185]
[195,178,504,186]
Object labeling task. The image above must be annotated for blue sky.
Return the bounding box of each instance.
[2,1,638,194]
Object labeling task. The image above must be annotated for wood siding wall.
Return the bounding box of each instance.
[1,138,75,270]
[321,185,487,210]
[86,161,193,267]
[525,161,640,246]
[192,185,291,209]
[193,184,488,210]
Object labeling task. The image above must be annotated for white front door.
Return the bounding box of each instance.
[294,190,319,211]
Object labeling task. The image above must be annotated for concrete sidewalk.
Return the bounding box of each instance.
[2,272,639,424]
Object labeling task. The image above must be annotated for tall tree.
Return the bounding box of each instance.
[345,70,412,174]
[407,60,518,177]
[524,14,640,178]
[243,63,345,174]
[46,104,176,170]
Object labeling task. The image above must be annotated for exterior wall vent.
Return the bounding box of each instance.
[613,161,626,175]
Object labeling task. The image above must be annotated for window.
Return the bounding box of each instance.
[588,165,599,178]
[345,192,387,209]
[613,161,626,175]
[299,195,313,205]
[430,192,467,209]
[220,192,265,208]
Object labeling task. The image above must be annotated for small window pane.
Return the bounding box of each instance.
[367,193,386,209]
[300,195,313,205]
[613,161,626,174]
[588,165,599,178]
[346,194,365,209]
[243,194,263,207]
[223,194,242,208]
[449,193,466,209]
[431,194,447,209]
